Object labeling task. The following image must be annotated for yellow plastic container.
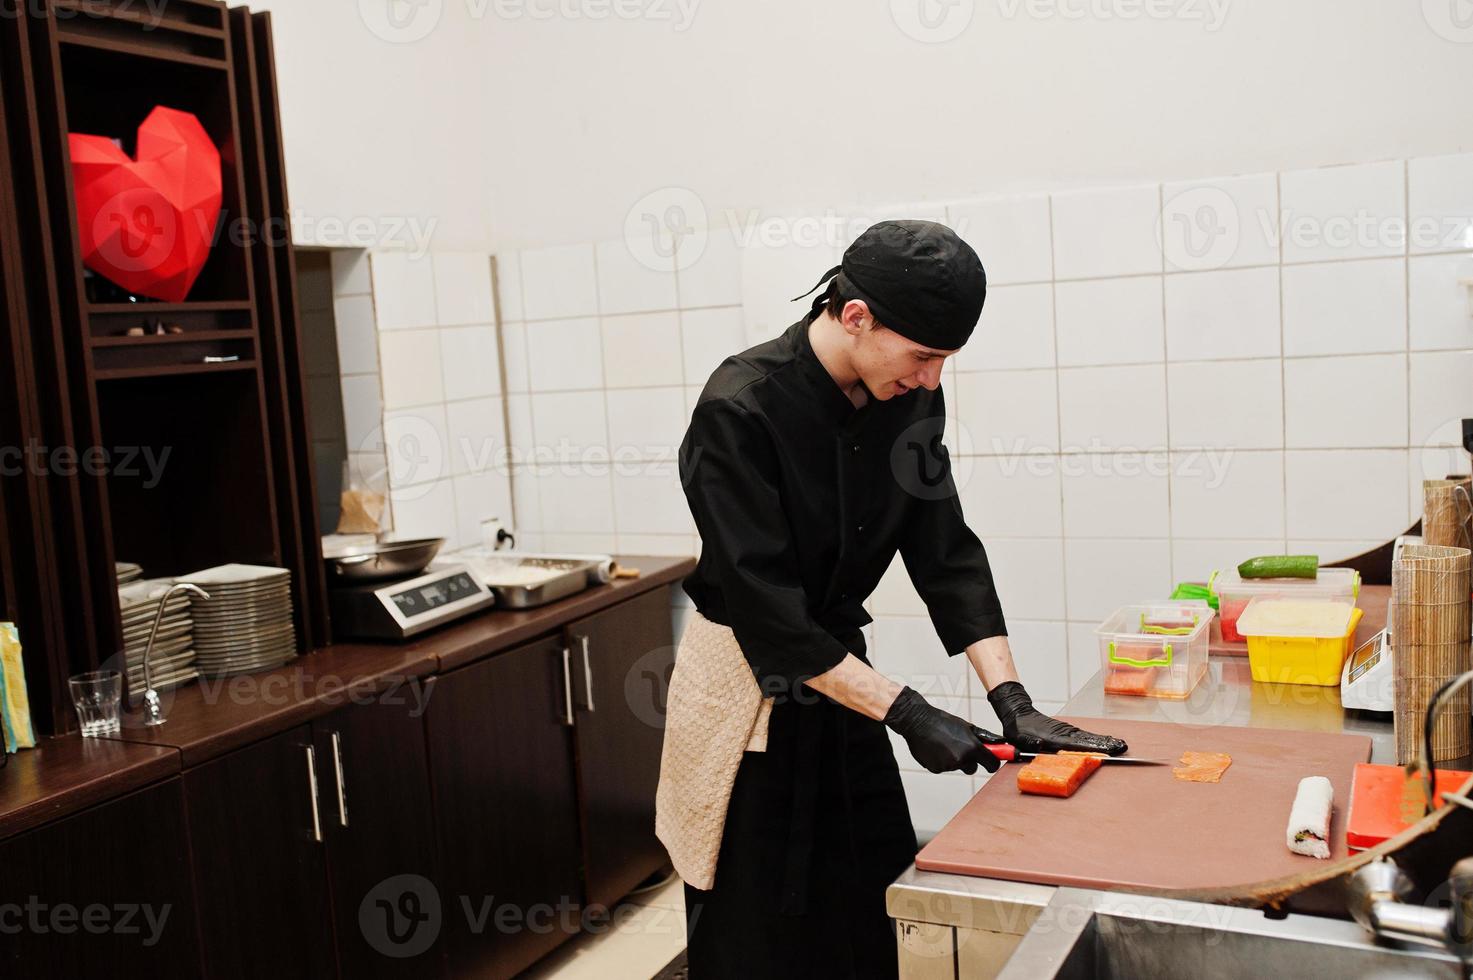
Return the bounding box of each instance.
[1236,599,1364,686]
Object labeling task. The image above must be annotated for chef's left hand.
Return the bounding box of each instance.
[987,680,1127,756]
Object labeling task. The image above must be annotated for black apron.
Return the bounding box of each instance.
[683,649,917,980]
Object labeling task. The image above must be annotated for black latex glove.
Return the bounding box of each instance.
[987,681,1128,756]
[884,686,1001,776]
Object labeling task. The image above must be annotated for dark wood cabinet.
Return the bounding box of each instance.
[0,778,201,979]
[182,725,335,980]
[314,695,444,979]
[425,635,584,980]
[1,578,686,979]
[565,586,674,912]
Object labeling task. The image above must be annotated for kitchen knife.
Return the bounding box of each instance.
[980,743,1169,766]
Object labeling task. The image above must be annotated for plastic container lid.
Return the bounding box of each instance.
[1212,566,1360,598]
[1235,598,1356,638]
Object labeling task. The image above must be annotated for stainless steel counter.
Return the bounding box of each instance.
[885,658,1469,978]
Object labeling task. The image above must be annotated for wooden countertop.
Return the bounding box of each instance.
[0,736,180,840]
[0,554,694,838]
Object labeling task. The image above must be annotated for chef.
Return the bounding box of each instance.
[657,220,1128,979]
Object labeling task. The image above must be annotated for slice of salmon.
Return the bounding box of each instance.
[1017,752,1104,798]
[1172,750,1233,783]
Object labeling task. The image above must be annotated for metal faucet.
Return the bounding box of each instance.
[140,582,210,726]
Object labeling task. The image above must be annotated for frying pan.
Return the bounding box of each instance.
[323,537,443,583]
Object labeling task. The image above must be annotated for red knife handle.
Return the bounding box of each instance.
[983,743,1016,762]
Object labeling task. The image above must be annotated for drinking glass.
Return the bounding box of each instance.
[68,670,122,737]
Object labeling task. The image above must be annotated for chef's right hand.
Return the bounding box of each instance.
[883,686,1001,776]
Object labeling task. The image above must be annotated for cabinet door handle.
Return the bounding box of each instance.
[579,635,596,712]
[329,730,349,827]
[561,646,575,727]
[304,745,323,843]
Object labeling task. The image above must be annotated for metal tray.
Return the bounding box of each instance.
[461,554,605,609]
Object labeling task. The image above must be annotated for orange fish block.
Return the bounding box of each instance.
[1104,664,1158,696]
[1017,751,1104,798]
[1173,750,1233,783]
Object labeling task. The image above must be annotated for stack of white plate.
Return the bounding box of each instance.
[119,578,199,692]
[116,561,144,585]
[177,564,297,677]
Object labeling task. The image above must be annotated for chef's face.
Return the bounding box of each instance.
[841,302,955,399]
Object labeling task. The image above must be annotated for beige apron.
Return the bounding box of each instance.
[655,611,774,890]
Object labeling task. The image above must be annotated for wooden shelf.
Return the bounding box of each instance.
[94,358,257,381]
[57,31,228,71]
[87,300,253,315]
[90,328,255,348]
[52,0,227,39]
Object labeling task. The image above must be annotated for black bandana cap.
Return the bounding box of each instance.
[793,219,987,350]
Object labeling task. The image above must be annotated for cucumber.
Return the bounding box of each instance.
[1237,555,1318,580]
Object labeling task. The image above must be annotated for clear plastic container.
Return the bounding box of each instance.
[1212,567,1360,643]
[1096,600,1212,699]
[1235,598,1363,686]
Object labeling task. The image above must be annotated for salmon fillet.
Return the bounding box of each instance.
[1017,752,1104,798]
[1173,750,1233,783]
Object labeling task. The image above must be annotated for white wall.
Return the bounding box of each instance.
[248,0,493,251]
[255,1,1473,254]
[473,0,1473,249]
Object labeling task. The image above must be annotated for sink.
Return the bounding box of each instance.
[997,888,1467,979]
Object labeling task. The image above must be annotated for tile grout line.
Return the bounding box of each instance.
[1157,183,1178,586]
[1276,171,1290,556]
[1044,193,1076,697]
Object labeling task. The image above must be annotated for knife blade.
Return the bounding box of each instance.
[981,743,1169,766]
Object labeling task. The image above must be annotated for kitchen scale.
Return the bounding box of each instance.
[1342,599,1394,712]
[328,563,495,640]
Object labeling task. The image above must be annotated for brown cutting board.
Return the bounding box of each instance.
[915,718,1372,893]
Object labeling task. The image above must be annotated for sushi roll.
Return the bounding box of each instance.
[1286,776,1334,859]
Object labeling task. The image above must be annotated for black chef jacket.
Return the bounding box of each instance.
[679,312,1008,696]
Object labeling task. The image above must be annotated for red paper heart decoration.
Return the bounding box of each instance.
[68,106,222,303]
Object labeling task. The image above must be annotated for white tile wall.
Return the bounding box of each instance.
[596,239,679,315]
[603,313,683,389]
[366,250,514,549]
[1281,258,1406,356]
[1283,354,1408,449]
[1408,153,1473,255]
[1057,364,1168,450]
[1060,454,1171,538]
[1167,359,1283,450]
[680,307,746,385]
[1051,184,1162,279]
[492,151,1472,802]
[1409,252,1473,351]
[1279,161,1406,263]
[1054,276,1164,367]
[1161,173,1279,271]
[1164,267,1281,361]
[953,283,1054,372]
[949,194,1053,285]
[955,368,1060,455]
